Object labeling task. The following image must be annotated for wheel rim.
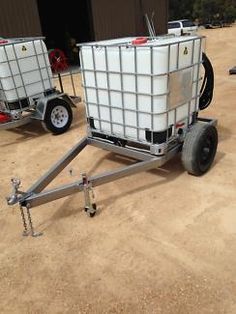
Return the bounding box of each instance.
[50,105,69,128]
[199,134,215,169]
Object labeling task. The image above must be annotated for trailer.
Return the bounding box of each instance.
[7,34,218,236]
[0,37,80,134]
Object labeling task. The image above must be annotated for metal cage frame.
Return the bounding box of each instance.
[0,37,81,130]
[79,36,205,155]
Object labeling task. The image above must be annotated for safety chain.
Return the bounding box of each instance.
[19,205,42,237]
[19,205,28,236]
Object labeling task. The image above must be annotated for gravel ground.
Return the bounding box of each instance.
[0,26,236,313]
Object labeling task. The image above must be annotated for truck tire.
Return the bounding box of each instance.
[182,123,218,176]
[42,99,73,134]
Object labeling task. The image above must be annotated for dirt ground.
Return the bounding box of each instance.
[0,26,236,314]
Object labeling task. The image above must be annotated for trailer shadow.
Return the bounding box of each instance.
[0,106,86,147]
[93,150,225,213]
[217,124,232,142]
[36,148,225,233]
[0,121,50,148]
[37,153,184,231]
[98,154,184,209]
[2,120,47,142]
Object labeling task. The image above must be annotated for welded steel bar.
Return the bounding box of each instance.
[119,46,126,137]
[39,39,54,90]
[70,72,76,96]
[32,40,46,91]
[104,46,113,134]
[187,38,195,126]
[165,43,171,144]
[79,50,90,117]
[88,137,155,161]
[12,44,29,110]
[21,140,181,209]
[21,158,160,208]
[58,73,64,93]
[26,137,88,194]
[78,36,205,48]
[81,60,202,77]
[134,46,140,141]
[91,46,102,130]
[195,37,203,113]
[2,37,45,47]
[150,46,154,144]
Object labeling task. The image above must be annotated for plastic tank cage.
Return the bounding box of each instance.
[0,37,53,112]
[0,37,81,113]
[79,35,204,154]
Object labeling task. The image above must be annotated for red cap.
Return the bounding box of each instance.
[0,113,11,123]
[0,40,8,45]
[131,37,148,45]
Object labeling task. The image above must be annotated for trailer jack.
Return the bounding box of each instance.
[82,173,97,217]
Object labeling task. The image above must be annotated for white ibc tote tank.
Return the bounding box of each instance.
[0,38,53,102]
[80,35,203,144]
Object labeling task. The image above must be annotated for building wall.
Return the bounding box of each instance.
[138,0,169,36]
[90,0,137,40]
[90,0,168,40]
[0,0,168,41]
[0,0,42,38]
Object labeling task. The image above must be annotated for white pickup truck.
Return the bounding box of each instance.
[168,19,198,36]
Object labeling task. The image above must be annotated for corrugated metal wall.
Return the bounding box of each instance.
[90,0,168,40]
[139,0,169,35]
[90,0,137,40]
[0,0,168,42]
[0,0,42,38]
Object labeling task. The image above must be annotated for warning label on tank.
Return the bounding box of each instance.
[184,47,188,55]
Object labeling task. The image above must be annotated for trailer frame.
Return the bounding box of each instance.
[7,116,216,236]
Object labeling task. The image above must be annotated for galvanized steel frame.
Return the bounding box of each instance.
[8,116,216,210]
[8,135,181,209]
[6,117,216,238]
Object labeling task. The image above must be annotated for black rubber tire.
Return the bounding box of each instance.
[182,123,218,176]
[42,99,73,134]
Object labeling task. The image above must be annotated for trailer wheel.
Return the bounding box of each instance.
[42,99,73,134]
[182,123,218,176]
